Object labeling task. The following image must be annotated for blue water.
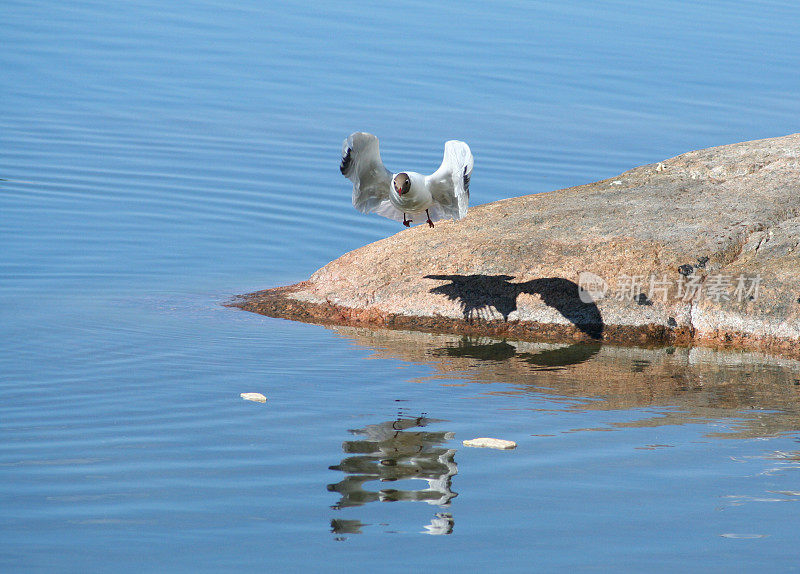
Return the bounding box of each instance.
[3,0,800,571]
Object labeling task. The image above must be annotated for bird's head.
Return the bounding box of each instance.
[393,173,411,196]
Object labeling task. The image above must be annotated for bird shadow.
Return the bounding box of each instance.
[424,274,604,339]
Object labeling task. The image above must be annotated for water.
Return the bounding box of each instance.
[2,0,800,571]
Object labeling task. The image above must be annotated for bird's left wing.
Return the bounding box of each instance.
[426,140,473,221]
[340,132,395,215]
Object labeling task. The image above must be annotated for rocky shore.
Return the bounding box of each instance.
[233,134,800,358]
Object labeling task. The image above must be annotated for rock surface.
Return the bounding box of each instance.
[235,134,800,357]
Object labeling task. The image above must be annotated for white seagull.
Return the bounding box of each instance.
[340,132,473,228]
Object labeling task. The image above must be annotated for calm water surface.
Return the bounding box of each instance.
[3,0,800,571]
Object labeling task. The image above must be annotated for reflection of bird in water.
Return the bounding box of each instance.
[331,512,454,540]
[422,512,454,536]
[328,415,458,510]
[330,518,363,538]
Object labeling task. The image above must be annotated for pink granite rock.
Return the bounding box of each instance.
[234,134,800,358]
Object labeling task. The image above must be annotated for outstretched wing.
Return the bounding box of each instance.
[340,132,395,216]
[426,140,473,221]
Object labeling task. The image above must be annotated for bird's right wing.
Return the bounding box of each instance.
[340,132,394,215]
[426,140,473,220]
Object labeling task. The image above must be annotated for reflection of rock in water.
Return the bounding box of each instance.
[439,337,518,361]
[435,336,600,369]
[519,342,601,368]
[330,326,800,439]
[328,415,458,509]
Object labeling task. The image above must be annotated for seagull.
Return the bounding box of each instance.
[340,132,473,228]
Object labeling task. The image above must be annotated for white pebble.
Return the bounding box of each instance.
[240,392,267,403]
[462,437,517,450]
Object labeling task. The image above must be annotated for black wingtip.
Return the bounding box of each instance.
[340,147,352,175]
[463,166,471,197]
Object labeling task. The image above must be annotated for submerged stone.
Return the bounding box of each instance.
[240,392,267,403]
[463,438,517,450]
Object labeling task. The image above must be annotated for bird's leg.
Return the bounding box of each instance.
[426,209,434,228]
[403,213,412,227]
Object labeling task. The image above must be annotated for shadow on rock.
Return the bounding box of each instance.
[425,274,604,339]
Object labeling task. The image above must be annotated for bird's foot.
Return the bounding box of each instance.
[403,219,412,227]
[427,219,434,228]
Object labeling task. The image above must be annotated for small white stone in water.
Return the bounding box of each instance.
[240,392,267,403]
[462,437,516,450]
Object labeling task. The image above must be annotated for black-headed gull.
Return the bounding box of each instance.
[340,132,473,228]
